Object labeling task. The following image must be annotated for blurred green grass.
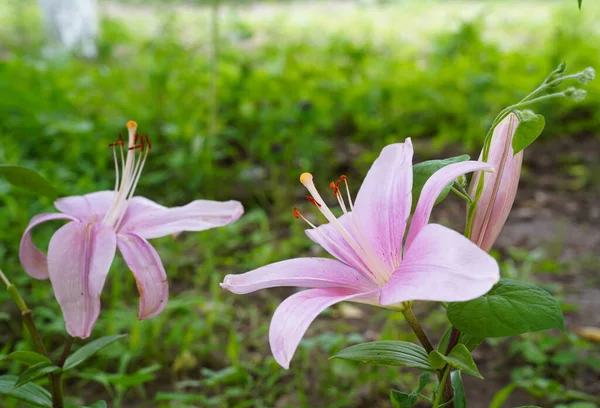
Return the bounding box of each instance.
[1,0,599,407]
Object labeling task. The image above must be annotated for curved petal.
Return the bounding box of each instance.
[405,161,494,250]
[305,212,370,275]
[221,257,376,294]
[380,224,499,305]
[117,233,169,320]
[269,287,379,369]
[48,222,117,338]
[54,191,115,222]
[19,213,78,279]
[119,198,244,239]
[353,140,413,270]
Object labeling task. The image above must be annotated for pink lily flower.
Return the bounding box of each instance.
[221,139,499,369]
[469,113,522,252]
[19,121,243,339]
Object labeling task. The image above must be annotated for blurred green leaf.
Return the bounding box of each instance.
[13,362,61,389]
[512,110,546,154]
[490,384,516,408]
[331,341,434,371]
[0,351,51,366]
[578,0,582,9]
[412,155,470,210]
[451,370,466,408]
[63,334,127,371]
[429,345,482,378]
[447,279,565,337]
[390,390,417,408]
[0,375,52,407]
[85,402,108,408]
[0,165,58,199]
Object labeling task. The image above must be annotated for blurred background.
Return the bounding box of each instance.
[1,0,599,407]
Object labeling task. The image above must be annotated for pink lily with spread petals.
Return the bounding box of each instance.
[221,138,499,369]
[20,121,243,339]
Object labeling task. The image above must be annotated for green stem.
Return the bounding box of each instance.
[432,366,450,408]
[1,268,64,408]
[401,306,434,354]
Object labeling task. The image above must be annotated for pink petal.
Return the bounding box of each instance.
[380,224,499,306]
[405,161,494,250]
[353,140,413,270]
[304,213,370,275]
[54,191,115,222]
[269,287,379,369]
[119,198,244,239]
[221,257,376,294]
[48,222,117,338]
[469,113,523,251]
[117,233,169,320]
[19,213,78,280]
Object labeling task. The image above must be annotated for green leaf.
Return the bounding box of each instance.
[512,110,545,154]
[390,390,417,408]
[428,345,483,378]
[86,401,108,408]
[460,334,484,352]
[0,351,51,366]
[411,155,470,209]
[0,375,52,407]
[450,371,466,408]
[0,165,58,199]
[447,279,565,338]
[490,384,516,408]
[13,362,61,389]
[437,326,452,352]
[63,334,127,371]
[578,0,582,9]
[331,341,434,371]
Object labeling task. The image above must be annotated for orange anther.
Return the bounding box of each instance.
[145,134,152,150]
[305,196,322,208]
[293,207,300,219]
[340,175,347,181]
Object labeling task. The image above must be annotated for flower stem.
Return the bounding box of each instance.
[1,268,65,408]
[432,366,451,408]
[401,306,434,354]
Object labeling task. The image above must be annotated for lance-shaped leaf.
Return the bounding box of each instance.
[390,372,431,408]
[13,362,61,389]
[428,344,483,378]
[0,351,51,366]
[447,279,564,338]
[331,341,434,371]
[451,370,467,408]
[63,334,127,371]
[0,375,52,407]
[0,165,59,199]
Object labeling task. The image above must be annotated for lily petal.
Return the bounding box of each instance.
[19,213,78,280]
[117,233,169,320]
[221,257,376,294]
[305,213,370,275]
[48,222,117,338]
[270,287,379,369]
[54,191,115,222]
[380,224,499,305]
[353,140,413,270]
[405,161,494,250]
[119,199,244,239]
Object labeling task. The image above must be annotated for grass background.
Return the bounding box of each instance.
[1,0,599,406]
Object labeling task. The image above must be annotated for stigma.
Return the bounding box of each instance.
[103,121,152,229]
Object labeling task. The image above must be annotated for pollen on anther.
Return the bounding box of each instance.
[293,207,300,219]
[340,175,347,181]
[305,196,322,208]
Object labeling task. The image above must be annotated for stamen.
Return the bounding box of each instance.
[305,196,321,208]
[145,134,152,150]
[293,207,301,219]
[341,174,354,211]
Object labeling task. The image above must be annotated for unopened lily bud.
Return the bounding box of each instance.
[469,113,523,252]
[564,87,588,102]
[576,67,595,84]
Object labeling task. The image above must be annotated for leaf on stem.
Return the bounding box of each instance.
[447,279,564,338]
[0,375,52,407]
[411,155,470,210]
[13,362,61,389]
[331,341,434,371]
[428,344,483,379]
[0,351,51,366]
[63,334,127,371]
[512,110,545,154]
[450,371,466,408]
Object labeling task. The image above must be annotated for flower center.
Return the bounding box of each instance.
[103,121,152,229]
[294,172,390,286]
